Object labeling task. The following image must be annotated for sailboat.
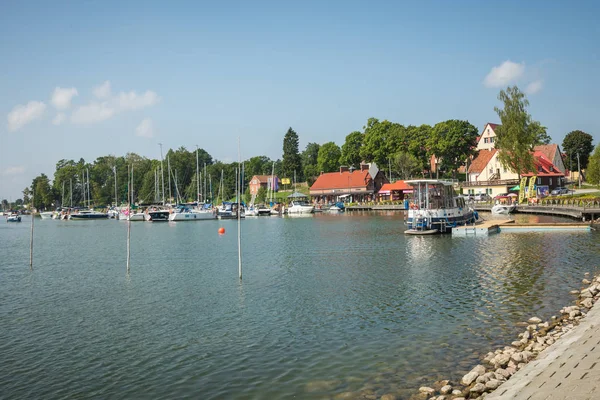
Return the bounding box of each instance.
[69,169,108,219]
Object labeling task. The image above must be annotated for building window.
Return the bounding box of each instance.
[490,137,494,143]
[484,138,489,143]
[549,178,552,185]
[537,178,542,185]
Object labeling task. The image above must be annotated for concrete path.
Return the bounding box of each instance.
[486,301,600,400]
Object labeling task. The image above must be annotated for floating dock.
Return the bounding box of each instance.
[453,220,593,236]
[452,220,514,236]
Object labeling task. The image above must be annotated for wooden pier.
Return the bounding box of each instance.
[452,220,514,236]
[453,220,593,236]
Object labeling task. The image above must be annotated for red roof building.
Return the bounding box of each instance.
[378,180,412,200]
[310,164,388,203]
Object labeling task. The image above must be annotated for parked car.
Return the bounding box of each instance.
[474,193,492,201]
[550,187,569,196]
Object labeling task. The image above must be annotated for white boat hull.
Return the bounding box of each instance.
[287,205,314,214]
[491,204,516,215]
[169,210,216,221]
[40,212,54,219]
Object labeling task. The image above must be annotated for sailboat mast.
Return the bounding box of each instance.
[159,143,165,205]
[167,155,172,204]
[61,181,65,208]
[86,168,90,208]
[70,179,73,208]
[196,145,200,204]
[271,162,275,202]
[114,166,118,207]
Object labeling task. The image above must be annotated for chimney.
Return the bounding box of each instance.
[339,166,349,173]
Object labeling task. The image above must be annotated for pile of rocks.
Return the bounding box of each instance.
[410,273,600,400]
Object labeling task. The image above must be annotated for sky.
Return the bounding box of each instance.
[1,0,599,200]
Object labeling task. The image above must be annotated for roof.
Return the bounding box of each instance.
[310,170,371,190]
[251,175,276,183]
[468,149,497,173]
[534,144,560,162]
[521,151,565,177]
[379,180,411,192]
[477,122,501,143]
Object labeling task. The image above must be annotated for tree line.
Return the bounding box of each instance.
[4,86,595,211]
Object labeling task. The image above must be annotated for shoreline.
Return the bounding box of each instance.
[409,271,600,400]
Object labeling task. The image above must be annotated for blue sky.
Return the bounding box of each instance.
[1,0,599,199]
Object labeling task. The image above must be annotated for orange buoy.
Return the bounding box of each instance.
[218,227,225,235]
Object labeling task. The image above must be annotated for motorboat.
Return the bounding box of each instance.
[491,203,517,215]
[256,204,272,216]
[287,200,314,214]
[119,208,147,221]
[147,207,170,222]
[328,202,345,212]
[404,179,477,234]
[169,206,216,221]
[245,206,259,217]
[68,209,108,220]
[217,202,245,219]
[107,207,119,219]
[40,211,54,219]
[6,212,21,222]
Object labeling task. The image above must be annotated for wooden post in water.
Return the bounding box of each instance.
[29,190,34,270]
[237,137,242,280]
[126,165,131,274]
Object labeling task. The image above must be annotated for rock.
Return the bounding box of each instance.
[582,298,594,309]
[528,317,542,324]
[461,365,486,385]
[511,352,524,363]
[470,383,486,393]
[495,368,511,379]
[506,367,517,376]
[536,336,546,345]
[546,338,555,345]
[435,396,446,400]
[518,363,526,370]
[522,351,533,362]
[570,290,580,294]
[453,398,465,400]
[582,279,591,284]
[581,289,593,298]
[493,353,511,368]
[522,330,531,340]
[528,324,538,331]
[452,390,463,395]
[539,322,549,329]
[485,379,502,390]
[419,387,435,395]
[532,343,546,352]
[440,385,452,395]
[589,285,599,296]
[569,310,581,319]
[507,360,517,369]
[380,394,397,400]
[476,375,489,384]
[334,392,358,399]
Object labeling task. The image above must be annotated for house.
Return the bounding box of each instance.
[462,149,565,197]
[377,180,412,201]
[249,175,278,195]
[476,123,500,151]
[310,163,388,203]
[534,144,567,174]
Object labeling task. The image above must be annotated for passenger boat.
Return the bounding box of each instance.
[68,209,108,219]
[404,179,477,234]
[6,212,21,222]
[491,203,516,215]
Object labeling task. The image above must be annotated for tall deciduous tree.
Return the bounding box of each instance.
[282,127,302,181]
[393,151,420,180]
[301,143,320,182]
[317,142,342,173]
[586,146,600,184]
[406,124,432,176]
[494,86,543,176]
[562,130,595,169]
[360,118,405,168]
[531,122,552,145]
[31,174,54,210]
[340,131,363,167]
[426,120,479,177]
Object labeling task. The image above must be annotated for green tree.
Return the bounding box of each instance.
[406,124,432,177]
[31,174,54,210]
[562,130,595,170]
[360,118,406,167]
[282,127,302,181]
[301,143,320,181]
[586,146,600,184]
[245,156,273,178]
[393,151,420,180]
[1,199,8,211]
[317,142,342,173]
[244,187,251,204]
[256,186,267,204]
[340,131,363,167]
[22,187,31,205]
[531,121,551,145]
[494,86,543,176]
[427,120,479,177]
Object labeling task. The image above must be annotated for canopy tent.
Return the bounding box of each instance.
[287,192,307,199]
[509,186,520,191]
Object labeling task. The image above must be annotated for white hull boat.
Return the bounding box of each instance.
[40,211,54,219]
[68,209,108,219]
[491,204,516,215]
[169,208,216,221]
[287,201,314,214]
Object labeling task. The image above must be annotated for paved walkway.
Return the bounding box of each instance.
[486,301,600,400]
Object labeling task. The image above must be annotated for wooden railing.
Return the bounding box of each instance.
[459,179,519,187]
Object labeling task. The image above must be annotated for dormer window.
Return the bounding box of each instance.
[550,166,554,172]
[538,166,543,172]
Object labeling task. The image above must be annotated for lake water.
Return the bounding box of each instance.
[1,213,599,399]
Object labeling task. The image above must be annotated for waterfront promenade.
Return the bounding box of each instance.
[486,295,600,399]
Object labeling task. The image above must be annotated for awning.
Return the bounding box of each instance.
[510,186,520,191]
[378,190,391,195]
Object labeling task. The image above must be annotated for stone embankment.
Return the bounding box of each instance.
[410,272,600,400]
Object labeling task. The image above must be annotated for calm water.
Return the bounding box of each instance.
[1,213,599,399]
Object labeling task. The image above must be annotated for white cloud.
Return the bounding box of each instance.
[71,102,115,124]
[53,113,67,125]
[115,90,160,111]
[7,101,46,131]
[2,166,25,176]
[483,60,525,87]
[51,87,78,110]
[135,118,154,138]
[525,80,543,95]
[93,80,111,99]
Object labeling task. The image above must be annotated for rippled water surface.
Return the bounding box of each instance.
[1,213,599,399]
